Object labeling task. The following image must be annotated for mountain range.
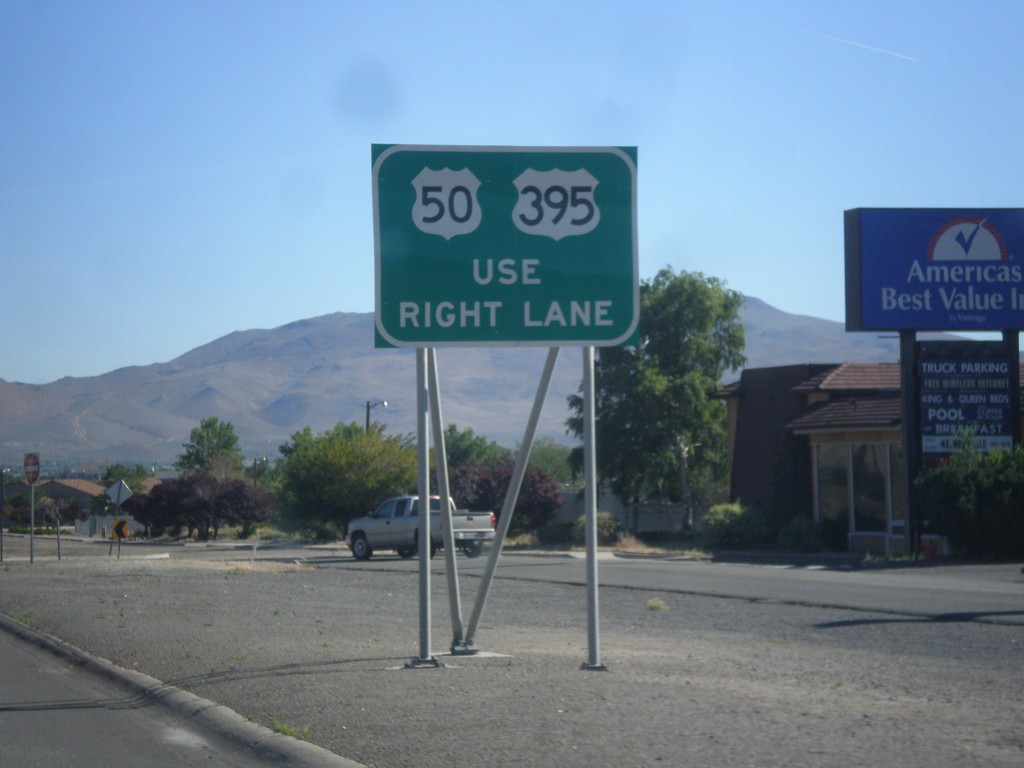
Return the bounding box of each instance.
[0,298,909,468]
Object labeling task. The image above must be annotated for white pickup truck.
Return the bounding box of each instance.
[345,495,496,561]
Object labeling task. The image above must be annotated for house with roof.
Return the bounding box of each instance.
[716,361,1005,555]
[38,478,107,508]
[1,477,154,536]
[1,478,104,513]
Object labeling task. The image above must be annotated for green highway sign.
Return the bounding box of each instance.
[372,145,638,347]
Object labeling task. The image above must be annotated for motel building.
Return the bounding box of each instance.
[715,361,1024,557]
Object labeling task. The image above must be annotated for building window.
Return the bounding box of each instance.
[852,444,887,533]
[889,445,906,527]
[815,443,850,549]
[814,440,904,549]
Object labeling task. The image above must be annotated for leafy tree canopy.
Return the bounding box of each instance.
[276,422,416,539]
[103,463,152,495]
[443,424,512,469]
[568,267,746,506]
[524,437,574,486]
[128,475,274,540]
[176,417,244,479]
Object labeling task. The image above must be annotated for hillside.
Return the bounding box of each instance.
[0,299,906,467]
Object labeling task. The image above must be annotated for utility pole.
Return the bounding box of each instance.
[1,467,7,562]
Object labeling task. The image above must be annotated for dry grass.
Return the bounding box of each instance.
[612,533,708,560]
[613,532,661,553]
[184,560,315,575]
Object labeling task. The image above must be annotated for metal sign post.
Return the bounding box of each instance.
[1,467,7,562]
[29,485,35,564]
[407,348,442,668]
[24,453,39,564]
[581,346,607,670]
[106,481,132,558]
[427,348,468,653]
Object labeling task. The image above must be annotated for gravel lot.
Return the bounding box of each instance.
[2,539,1023,768]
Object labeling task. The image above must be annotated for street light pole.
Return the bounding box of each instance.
[365,399,387,432]
[0,467,7,562]
[251,456,266,488]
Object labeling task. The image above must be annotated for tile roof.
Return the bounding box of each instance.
[788,396,902,433]
[793,362,900,393]
[45,478,105,496]
[712,380,742,398]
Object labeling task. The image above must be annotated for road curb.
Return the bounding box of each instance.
[0,613,365,768]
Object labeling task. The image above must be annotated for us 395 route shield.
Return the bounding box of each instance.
[372,145,638,347]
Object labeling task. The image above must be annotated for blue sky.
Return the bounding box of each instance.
[2,0,1022,384]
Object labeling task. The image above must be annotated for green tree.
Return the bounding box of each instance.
[525,437,575,486]
[568,267,745,508]
[176,417,244,479]
[277,422,416,539]
[103,463,152,495]
[444,424,511,469]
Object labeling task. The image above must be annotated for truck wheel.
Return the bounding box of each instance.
[350,533,372,561]
[396,546,416,559]
[461,542,484,558]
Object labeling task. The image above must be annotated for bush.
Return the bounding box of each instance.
[572,512,622,546]
[535,522,574,546]
[914,444,1024,559]
[699,502,768,548]
[776,516,824,553]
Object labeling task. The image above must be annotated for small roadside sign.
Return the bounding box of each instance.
[106,480,133,505]
[24,453,40,485]
[112,520,129,540]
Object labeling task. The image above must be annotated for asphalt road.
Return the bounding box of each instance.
[0,624,356,767]
[438,553,1024,626]
[2,535,1023,768]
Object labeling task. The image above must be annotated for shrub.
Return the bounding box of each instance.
[776,516,824,552]
[535,522,574,546]
[914,444,1024,559]
[451,461,563,537]
[699,502,768,548]
[572,512,622,546]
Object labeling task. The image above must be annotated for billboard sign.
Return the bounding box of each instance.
[372,145,638,347]
[845,208,1024,331]
[917,341,1018,461]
